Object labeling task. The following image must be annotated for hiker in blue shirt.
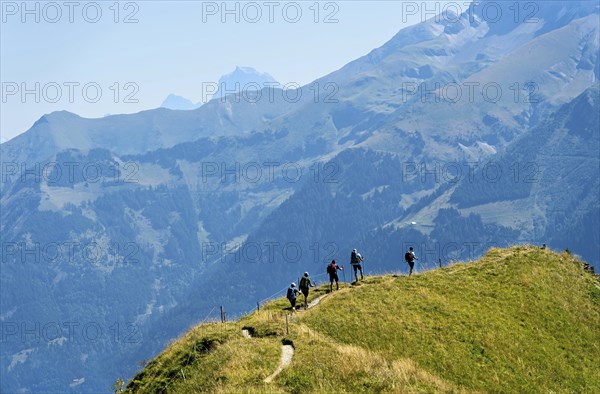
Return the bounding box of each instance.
[286,283,299,311]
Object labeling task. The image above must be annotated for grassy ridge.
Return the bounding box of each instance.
[301,247,600,392]
[124,246,600,393]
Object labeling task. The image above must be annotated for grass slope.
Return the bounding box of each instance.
[124,246,600,393]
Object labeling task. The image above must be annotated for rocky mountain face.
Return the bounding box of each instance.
[1,1,598,392]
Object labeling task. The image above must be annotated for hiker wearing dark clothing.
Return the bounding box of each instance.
[327,259,344,291]
[350,248,364,282]
[404,247,418,276]
[299,272,315,309]
[287,283,299,311]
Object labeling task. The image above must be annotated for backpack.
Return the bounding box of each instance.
[327,264,335,275]
[287,287,295,300]
[405,252,413,262]
[299,276,308,290]
[351,251,358,264]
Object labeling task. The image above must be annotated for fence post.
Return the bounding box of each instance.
[285,314,289,335]
[220,306,224,323]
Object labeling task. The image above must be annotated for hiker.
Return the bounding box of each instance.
[299,272,315,309]
[327,259,344,291]
[350,248,364,282]
[404,247,418,276]
[286,282,299,311]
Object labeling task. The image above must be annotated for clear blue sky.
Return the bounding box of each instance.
[1,0,468,142]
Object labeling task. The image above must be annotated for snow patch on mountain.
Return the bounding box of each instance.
[9,349,34,371]
[69,378,85,388]
[0,307,17,321]
[48,337,67,347]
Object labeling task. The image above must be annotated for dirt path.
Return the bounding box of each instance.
[249,293,328,384]
[241,327,295,384]
[307,293,327,309]
[264,344,294,383]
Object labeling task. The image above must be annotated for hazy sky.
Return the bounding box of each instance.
[1,0,468,141]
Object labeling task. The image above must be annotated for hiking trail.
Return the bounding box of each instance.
[241,321,294,384]
[306,293,327,309]
[263,343,294,383]
[240,292,329,384]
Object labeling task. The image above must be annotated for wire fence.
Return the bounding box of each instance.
[257,284,290,306]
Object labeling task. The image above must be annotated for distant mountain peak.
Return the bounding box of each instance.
[228,65,276,80]
[213,66,278,100]
[161,67,278,109]
[160,94,201,111]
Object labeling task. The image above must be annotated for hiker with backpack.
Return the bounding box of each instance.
[404,247,418,276]
[286,282,299,311]
[299,272,315,309]
[350,248,364,282]
[327,259,344,292]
